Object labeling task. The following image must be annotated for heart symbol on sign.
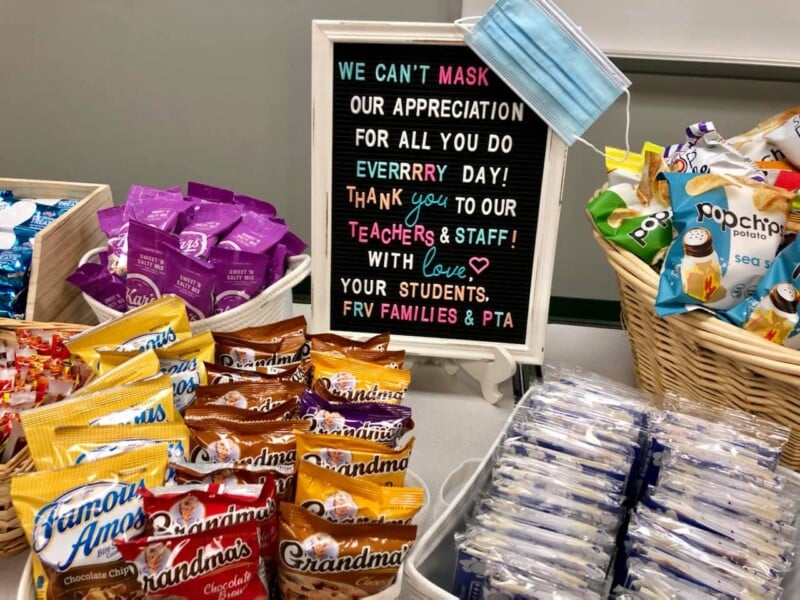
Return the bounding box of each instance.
[468,256,490,275]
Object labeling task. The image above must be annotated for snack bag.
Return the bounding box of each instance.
[204,361,301,385]
[65,262,127,312]
[72,349,160,396]
[22,374,176,470]
[65,295,192,371]
[125,221,180,309]
[294,460,424,524]
[725,236,800,345]
[587,169,673,266]
[170,461,296,502]
[310,351,410,404]
[730,108,800,163]
[230,315,307,342]
[97,331,214,412]
[278,502,416,599]
[208,245,270,313]
[161,245,216,320]
[11,445,169,600]
[192,380,305,412]
[655,173,793,316]
[664,121,764,180]
[141,482,278,567]
[51,422,190,468]
[178,201,243,259]
[756,160,800,192]
[114,525,268,599]
[299,390,413,447]
[604,141,665,186]
[295,430,414,486]
[309,331,390,351]
[764,112,800,169]
[214,332,307,372]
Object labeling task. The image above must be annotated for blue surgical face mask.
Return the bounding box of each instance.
[461,0,631,151]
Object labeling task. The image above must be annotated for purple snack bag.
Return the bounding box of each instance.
[125,221,179,309]
[207,245,269,314]
[66,263,127,312]
[298,390,413,447]
[217,212,287,254]
[161,245,215,321]
[278,229,307,256]
[178,202,243,259]
[164,186,183,194]
[124,185,183,221]
[187,181,235,204]
[128,198,192,233]
[233,193,277,218]
[265,243,288,287]
[97,206,129,276]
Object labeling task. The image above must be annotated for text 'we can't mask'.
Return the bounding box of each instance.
[462,0,631,151]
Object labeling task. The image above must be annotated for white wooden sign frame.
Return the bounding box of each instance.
[310,20,568,367]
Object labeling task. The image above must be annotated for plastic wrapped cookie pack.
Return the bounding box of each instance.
[617,395,799,598]
[451,366,651,599]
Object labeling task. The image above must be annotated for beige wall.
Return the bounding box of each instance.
[0,0,460,250]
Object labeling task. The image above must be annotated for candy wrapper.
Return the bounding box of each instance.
[655,172,793,316]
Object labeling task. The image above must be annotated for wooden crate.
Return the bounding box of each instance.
[0,178,113,324]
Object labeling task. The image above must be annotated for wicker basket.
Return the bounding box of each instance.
[591,222,800,470]
[0,318,89,556]
[78,250,311,333]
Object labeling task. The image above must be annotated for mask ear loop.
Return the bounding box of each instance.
[575,88,632,163]
[454,16,480,34]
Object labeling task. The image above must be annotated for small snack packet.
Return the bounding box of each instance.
[656,172,794,315]
[664,121,764,180]
[66,262,127,312]
[185,401,299,425]
[161,245,216,320]
[725,236,800,344]
[170,460,295,501]
[127,197,193,233]
[11,445,169,600]
[314,346,406,369]
[278,502,416,599]
[204,361,301,385]
[114,524,268,599]
[756,160,800,192]
[187,415,309,469]
[22,374,176,470]
[299,390,414,447]
[604,141,666,186]
[192,380,305,412]
[125,221,180,309]
[310,351,410,403]
[66,294,192,371]
[207,245,270,313]
[214,332,307,372]
[97,205,129,276]
[230,315,307,342]
[296,431,413,486]
[0,247,33,290]
[187,180,235,204]
[309,331,390,351]
[764,111,800,169]
[218,212,288,253]
[141,481,277,560]
[73,349,161,396]
[730,108,800,163]
[294,460,424,524]
[51,422,190,467]
[179,202,243,258]
[233,193,277,217]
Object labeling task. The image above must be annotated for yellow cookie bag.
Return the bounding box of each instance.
[22,373,176,470]
[295,430,414,486]
[72,349,161,397]
[52,422,191,468]
[294,460,424,524]
[98,331,214,412]
[65,295,192,372]
[310,351,410,404]
[12,445,169,600]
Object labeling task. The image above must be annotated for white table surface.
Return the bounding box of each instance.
[0,323,635,598]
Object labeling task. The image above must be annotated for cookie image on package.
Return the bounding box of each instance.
[279,570,368,600]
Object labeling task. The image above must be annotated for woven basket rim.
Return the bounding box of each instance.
[588,211,800,368]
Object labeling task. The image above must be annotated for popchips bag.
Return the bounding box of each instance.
[656,173,793,316]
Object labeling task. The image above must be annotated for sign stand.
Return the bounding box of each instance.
[310,21,568,402]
